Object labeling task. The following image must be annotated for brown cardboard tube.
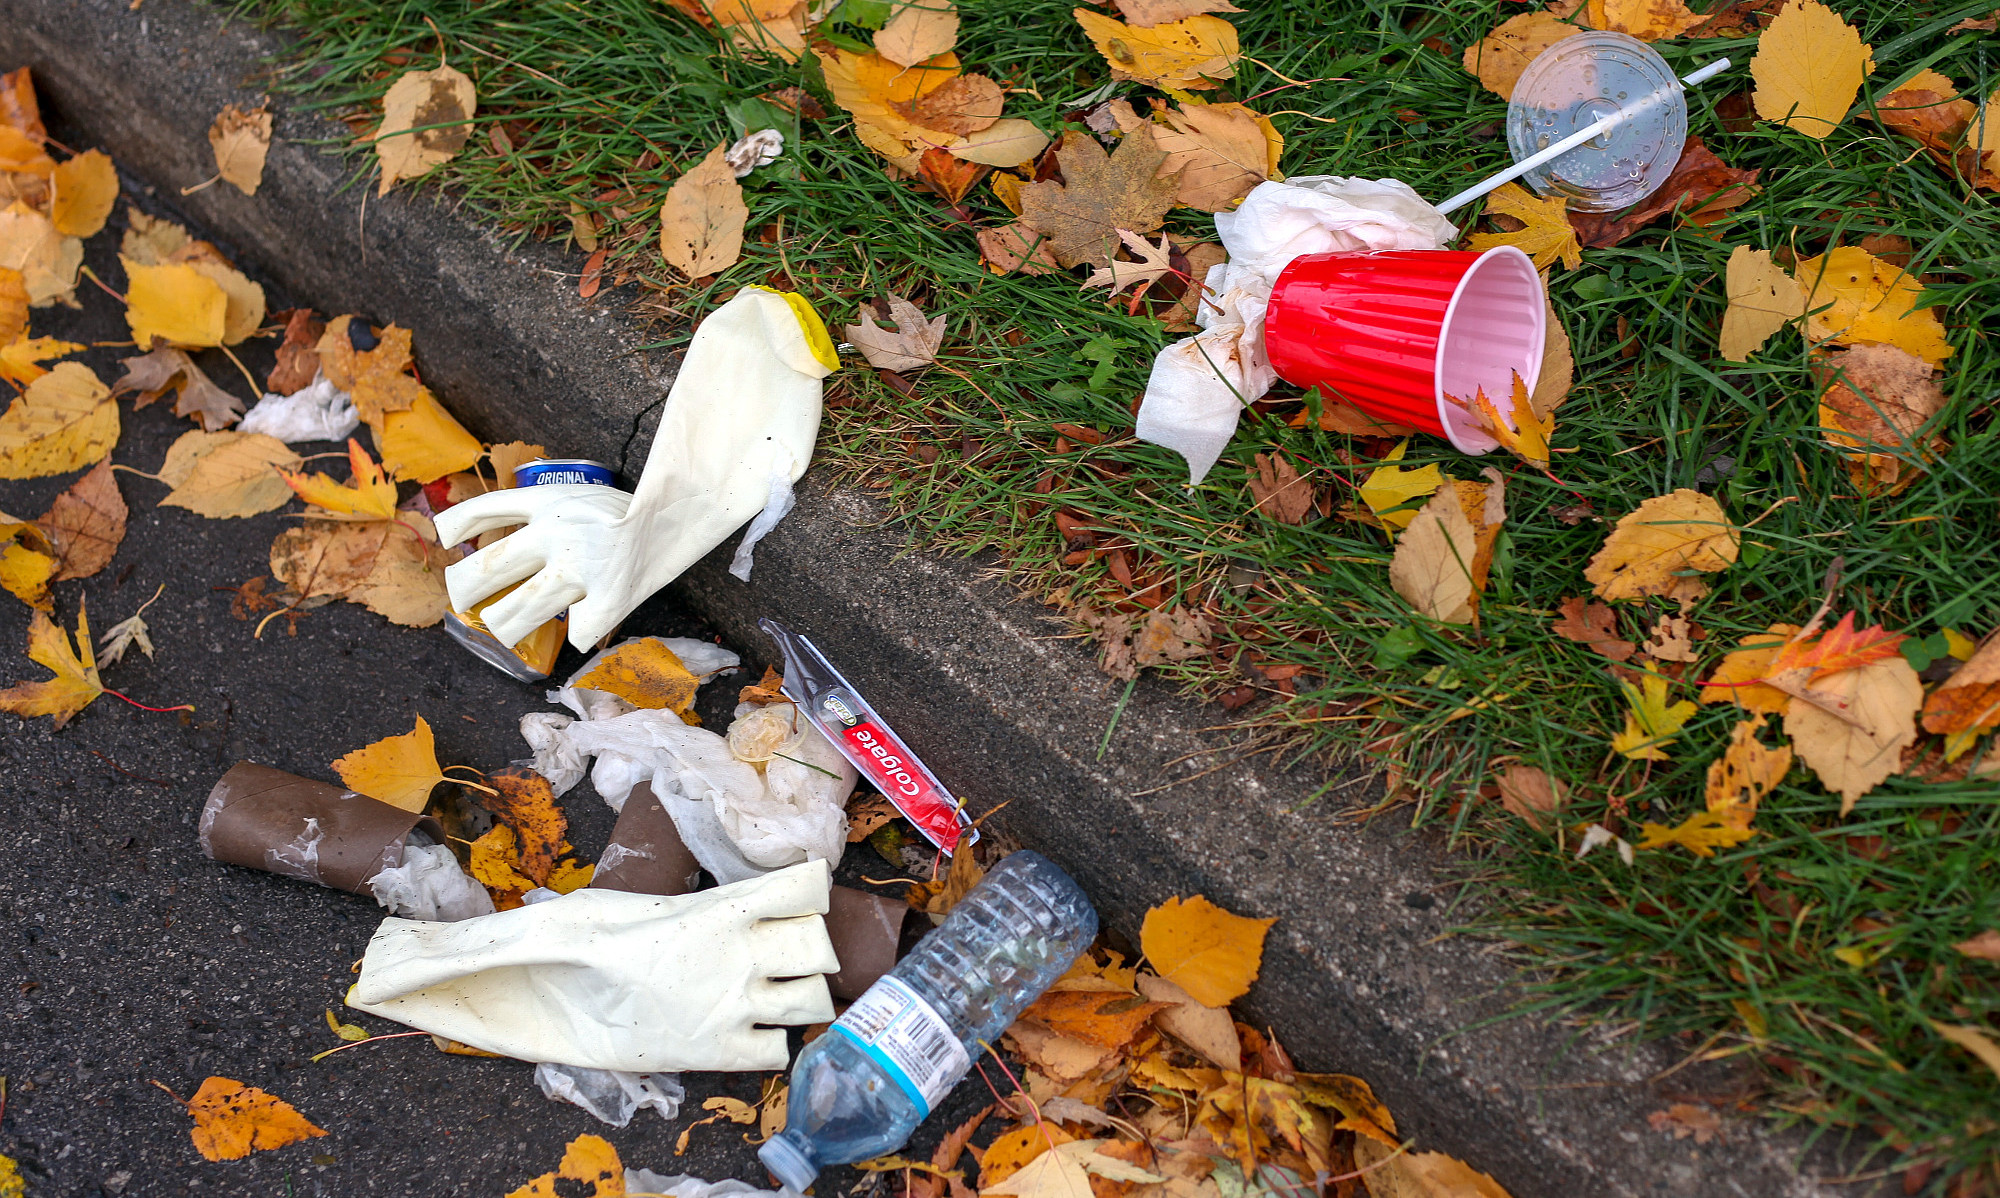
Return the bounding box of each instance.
[587,780,704,896]
[825,886,911,1001]
[199,762,442,895]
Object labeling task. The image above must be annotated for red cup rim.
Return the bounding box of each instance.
[1430,245,1546,455]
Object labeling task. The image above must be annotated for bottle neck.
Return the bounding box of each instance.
[757,1129,818,1194]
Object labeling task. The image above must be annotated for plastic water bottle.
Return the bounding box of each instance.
[759,851,1097,1191]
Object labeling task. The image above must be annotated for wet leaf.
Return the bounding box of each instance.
[374,65,477,196]
[1705,715,1791,831]
[183,1076,327,1162]
[1140,894,1275,1008]
[1552,596,1636,662]
[1611,666,1696,761]
[0,361,118,480]
[1389,488,1478,625]
[659,143,747,279]
[0,516,55,611]
[279,437,400,520]
[1019,131,1179,269]
[844,294,947,372]
[37,456,126,580]
[1357,442,1446,534]
[1785,654,1922,813]
[0,600,101,727]
[506,1134,624,1198]
[1751,0,1873,138]
[1583,488,1737,603]
[157,429,301,519]
[1467,183,1580,271]
[1463,11,1582,101]
[1718,246,1806,361]
[573,637,703,715]
[49,149,117,238]
[1073,10,1240,92]
[1794,245,1952,364]
[876,0,960,68]
[209,103,273,195]
[333,714,449,812]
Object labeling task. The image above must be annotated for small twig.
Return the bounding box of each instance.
[1323,1140,1415,1184]
[149,1078,190,1106]
[310,1029,431,1063]
[79,265,126,304]
[216,343,265,399]
[179,173,221,196]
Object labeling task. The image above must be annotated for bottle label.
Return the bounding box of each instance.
[831,975,969,1115]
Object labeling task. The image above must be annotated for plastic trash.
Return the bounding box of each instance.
[1134,177,1457,484]
[434,288,839,651]
[237,373,360,443]
[519,713,589,797]
[727,469,795,581]
[349,859,840,1072]
[625,1173,785,1198]
[534,1062,685,1128]
[758,852,1097,1189]
[367,837,495,922]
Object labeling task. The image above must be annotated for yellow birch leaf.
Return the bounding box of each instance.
[546,860,595,894]
[1784,654,1921,814]
[278,437,400,520]
[876,0,961,68]
[1794,245,1952,364]
[1531,298,1573,416]
[1584,488,1737,602]
[1073,10,1239,91]
[1751,0,1873,139]
[1699,624,1801,713]
[0,519,56,611]
[486,441,547,486]
[575,638,702,714]
[0,201,82,306]
[0,600,101,727]
[658,143,748,279]
[1611,666,1696,760]
[1635,810,1756,857]
[469,822,538,893]
[1140,894,1276,1008]
[377,389,483,483]
[945,119,1053,168]
[0,361,118,480]
[1719,246,1807,361]
[1467,183,1580,271]
[332,714,450,812]
[0,1154,23,1198]
[1704,715,1792,829]
[158,430,302,519]
[326,1009,371,1041]
[1595,0,1710,40]
[184,1077,327,1162]
[373,65,477,196]
[1350,1141,1515,1198]
[816,47,961,157]
[209,104,273,196]
[122,258,228,349]
[1389,488,1479,624]
[0,334,85,386]
[49,149,117,237]
[507,1135,625,1198]
[1357,440,1444,533]
[185,259,267,347]
[1462,11,1583,101]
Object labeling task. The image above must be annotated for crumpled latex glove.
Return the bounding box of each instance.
[348,859,839,1072]
[1136,177,1456,484]
[435,288,839,650]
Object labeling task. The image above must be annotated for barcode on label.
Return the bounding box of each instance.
[832,976,970,1114]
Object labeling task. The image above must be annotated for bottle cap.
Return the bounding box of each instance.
[1505,31,1687,213]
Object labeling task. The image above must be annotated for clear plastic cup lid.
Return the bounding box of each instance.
[1505,31,1687,214]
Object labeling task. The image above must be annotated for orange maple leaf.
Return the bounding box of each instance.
[1766,613,1906,684]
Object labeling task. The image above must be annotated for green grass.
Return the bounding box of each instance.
[245,0,2000,1184]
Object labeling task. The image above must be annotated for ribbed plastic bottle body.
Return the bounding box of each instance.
[760,852,1097,1187]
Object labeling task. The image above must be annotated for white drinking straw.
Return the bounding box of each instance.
[1434,57,1732,216]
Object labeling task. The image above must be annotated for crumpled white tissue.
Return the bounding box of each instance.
[520,713,588,797]
[238,374,361,443]
[367,841,495,922]
[626,1173,791,1198]
[539,637,744,811]
[535,1062,685,1127]
[1136,177,1458,484]
[727,470,796,582]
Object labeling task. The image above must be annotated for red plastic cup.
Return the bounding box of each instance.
[1264,246,1546,454]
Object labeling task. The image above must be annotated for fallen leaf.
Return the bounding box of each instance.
[377,390,483,483]
[1592,0,1712,39]
[506,1134,625,1198]
[1148,102,1281,213]
[1003,1023,1114,1083]
[1785,654,1922,813]
[1871,74,1981,178]
[343,515,449,627]
[269,519,386,602]
[0,265,29,343]
[0,361,118,480]
[0,334,82,387]
[1389,488,1478,624]
[1815,343,1945,493]
[1569,137,1758,248]
[977,221,1064,276]
[373,65,477,196]
[1494,763,1566,831]
[332,714,450,813]
[1612,666,1697,761]
[1463,11,1583,101]
[266,309,326,395]
[1952,930,2000,961]
[317,318,420,425]
[1132,605,1212,668]
[37,457,126,580]
[486,441,547,487]
[1794,245,1952,364]
[209,103,273,195]
[1073,10,1239,91]
[844,295,947,372]
[0,516,55,611]
[1923,630,2000,757]
[0,600,101,727]
[157,429,301,518]
[877,0,960,68]
[547,860,595,894]
[467,822,537,894]
[1293,1072,1398,1148]
[1020,989,1172,1049]
[49,149,117,238]
[915,145,991,202]
[1464,373,1551,468]
[1718,246,1807,361]
[280,437,399,521]
[1020,131,1180,269]
[1764,612,1907,696]
[573,637,702,714]
[1357,443,1446,534]
[1705,715,1790,832]
[1700,624,1799,712]
[111,345,243,431]
[1932,1021,2000,1083]
[1584,489,1737,602]
[121,259,228,350]
[1350,1140,1514,1198]
[981,1139,1095,1198]
[1531,299,1573,416]
[97,595,158,668]
[1751,0,1873,138]
[1247,452,1314,524]
[1140,894,1275,1008]
[1135,973,1241,1069]
[1640,613,1697,662]
[816,46,962,165]
[326,1009,370,1042]
[183,1077,327,1162]
[482,764,568,886]
[1,66,43,138]
[1647,1103,1723,1142]
[720,5,810,63]
[903,74,1003,138]
[120,208,192,265]
[1552,596,1636,661]
[0,202,81,306]
[1114,0,1241,25]
[1082,230,1177,297]
[659,143,747,278]
[1468,182,1581,271]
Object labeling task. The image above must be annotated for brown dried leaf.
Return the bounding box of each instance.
[1463,11,1583,101]
[266,309,325,396]
[1389,488,1477,624]
[1019,131,1179,269]
[209,103,273,196]
[1247,452,1314,524]
[843,295,947,373]
[904,74,1003,137]
[37,457,126,580]
[1551,596,1636,661]
[1495,763,1566,831]
[1569,136,1759,248]
[659,144,747,279]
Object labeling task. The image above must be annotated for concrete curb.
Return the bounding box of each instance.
[3,3,1870,1194]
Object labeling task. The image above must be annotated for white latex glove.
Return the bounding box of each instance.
[435,288,839,649]
[348,859,839,1072]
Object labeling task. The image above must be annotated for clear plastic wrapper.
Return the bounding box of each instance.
[534,1062,684,1128]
